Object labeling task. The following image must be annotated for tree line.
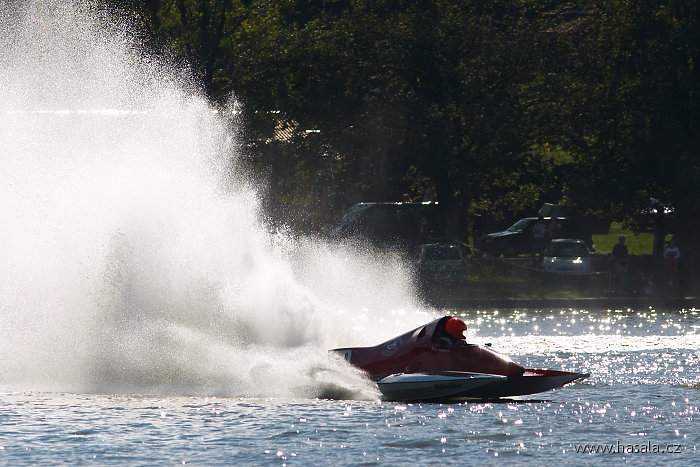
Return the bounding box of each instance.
[107,0,700,253]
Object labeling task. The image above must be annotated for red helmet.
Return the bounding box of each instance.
[446,317,468,340]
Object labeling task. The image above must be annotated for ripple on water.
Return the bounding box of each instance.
[0,308,697,465]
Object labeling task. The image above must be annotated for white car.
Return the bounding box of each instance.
[542,239,593,274]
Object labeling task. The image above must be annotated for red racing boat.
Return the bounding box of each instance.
[331,316,588,401]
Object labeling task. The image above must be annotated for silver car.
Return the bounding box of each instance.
[542,239,593,274]
[416,243,467,285]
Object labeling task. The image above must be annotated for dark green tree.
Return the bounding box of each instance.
[555,1,700,257]
[227,0,568,235]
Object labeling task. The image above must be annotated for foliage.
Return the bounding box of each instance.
[104,0,700,247]
[556,1,700,236]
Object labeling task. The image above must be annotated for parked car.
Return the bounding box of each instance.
[542,239,593,274]
[475,217,593,257]
[416,243,467,286]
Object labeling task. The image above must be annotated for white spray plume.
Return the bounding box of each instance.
[0,1,433,398]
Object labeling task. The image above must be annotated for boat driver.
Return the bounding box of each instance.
[435,317,468,346]
[446,317,468,341]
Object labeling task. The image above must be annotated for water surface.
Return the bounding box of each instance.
[2,307,697,465]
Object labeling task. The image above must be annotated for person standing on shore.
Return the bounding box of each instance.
[663,239,680,287]
[548,216,563,241]
[531,216,547,266]
[610,236,629,293]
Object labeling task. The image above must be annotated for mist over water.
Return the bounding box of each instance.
[0,1,429,398]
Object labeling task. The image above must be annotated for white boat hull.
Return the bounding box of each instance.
[377,372,507,402]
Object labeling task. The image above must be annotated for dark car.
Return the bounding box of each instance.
[475,217,593,257]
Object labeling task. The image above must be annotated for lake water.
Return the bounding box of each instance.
[2,306,698,466]
[1,3,698,466]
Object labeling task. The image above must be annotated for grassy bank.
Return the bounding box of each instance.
[414,224,692,301]
[419,254,695,301]
[419,255,695,301]
[592,222,656,255]
[464,257,609,299]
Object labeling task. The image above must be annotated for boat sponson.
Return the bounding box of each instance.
[465,369,590,399]
[377,372,507,402]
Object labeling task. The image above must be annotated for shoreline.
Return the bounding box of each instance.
[427,296,700,310]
